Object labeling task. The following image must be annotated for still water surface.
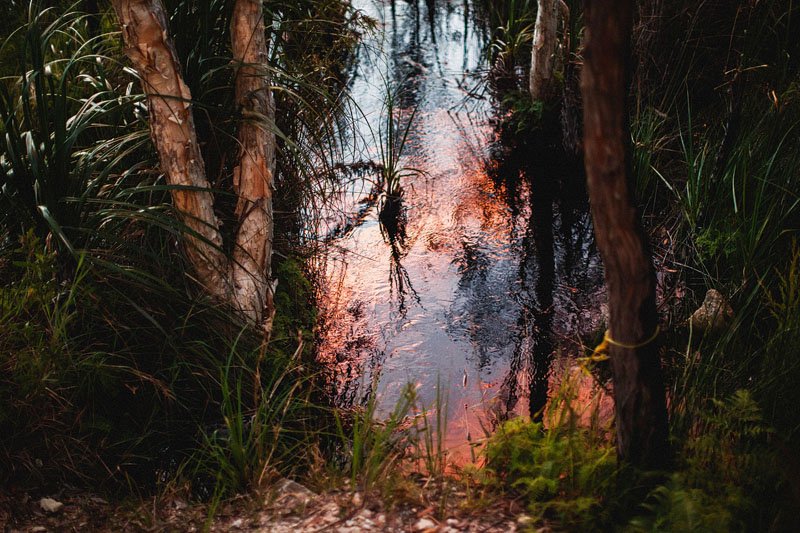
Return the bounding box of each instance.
[316,0,605,459]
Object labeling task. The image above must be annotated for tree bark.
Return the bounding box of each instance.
[112,0,230,303]
[581,0,670,468]
[529,0,559,101]
[113,0,277,335]
[230,0,277,333]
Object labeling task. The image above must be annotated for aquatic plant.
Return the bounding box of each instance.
[376,82,421,201]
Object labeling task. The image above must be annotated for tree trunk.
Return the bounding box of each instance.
[230,0,277,334]
[113,0,277,336]
[580,0,670,468]
[529,0,559,101]
[111,0,230,303]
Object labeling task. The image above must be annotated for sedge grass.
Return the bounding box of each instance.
[0,0,364,493]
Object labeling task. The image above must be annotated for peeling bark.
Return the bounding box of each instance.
[581,0,670,468]
[113,0,278,336]
[529,0,559,101]
[111,0,230,302]
[230,0,277,334]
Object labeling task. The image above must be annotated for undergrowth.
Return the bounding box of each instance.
[486,376,619,530]
[486,374,793,531]
[485,0,800,529]
[0,0,360,494]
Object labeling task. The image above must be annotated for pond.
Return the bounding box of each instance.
[315,0,606,461]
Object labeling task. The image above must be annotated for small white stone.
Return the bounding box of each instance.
[230,518,244,528]
[415,517,437,531]
[39,497,63,514]
[516,514,533,525]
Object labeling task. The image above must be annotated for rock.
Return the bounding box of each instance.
[516,514,533,525]
[31,527,47,532]
[39,497,63,514]
[351,491,363,507]
[230,518,244,529]
[414,517,437,531]
[274,478,317,505]
[690,289,734,332]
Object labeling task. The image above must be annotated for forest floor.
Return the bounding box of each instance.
[1,477,534,532]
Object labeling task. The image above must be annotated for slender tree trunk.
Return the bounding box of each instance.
[112,0,230,302]
[113,0,277,336]
[581,0,670,468]
[230,0,277,334]
[529,0,558,101]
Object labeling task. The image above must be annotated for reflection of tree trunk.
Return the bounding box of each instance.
[529,183,555,422]
[529,0,558,101]
[581,0,669,468]
[112,0,277,336]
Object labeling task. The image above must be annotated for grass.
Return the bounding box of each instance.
[478,0,800,529]
[628,0,800,446]
[335,381,416,495]
[376,82,420,201]
[0,0,362,495]
[2,0,799,531]
[482,369,794,531]
[486,0,534,80]
[634,0,800,527]
[188,334,326,519]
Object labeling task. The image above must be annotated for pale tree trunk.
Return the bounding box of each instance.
[581,0,670,468]
[112,0,277,336]
[230,0,277,333]
[529,0,558,101]
[112,0,230,302]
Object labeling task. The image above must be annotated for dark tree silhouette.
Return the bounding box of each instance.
[581,0,670,468]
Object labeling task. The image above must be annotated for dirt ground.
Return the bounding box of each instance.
[1,478,539,532]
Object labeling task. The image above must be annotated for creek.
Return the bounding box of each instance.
[315,0,606,460]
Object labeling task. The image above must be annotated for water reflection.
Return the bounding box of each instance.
[379,194,421,319]
[315,0,604,460]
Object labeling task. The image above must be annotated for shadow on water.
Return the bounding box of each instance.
[315,0,605,460]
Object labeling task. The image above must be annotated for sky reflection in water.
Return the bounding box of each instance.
[316,0,605,461]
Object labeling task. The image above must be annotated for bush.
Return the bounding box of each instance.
[486,376,620,530]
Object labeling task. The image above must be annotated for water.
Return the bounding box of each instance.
[316,0,605,460]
